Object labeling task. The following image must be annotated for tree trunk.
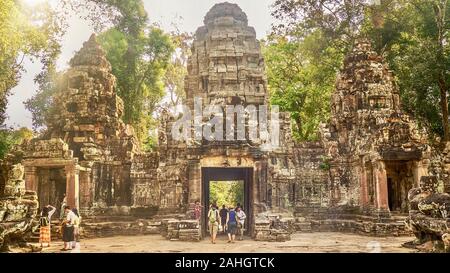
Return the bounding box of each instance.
[294,115,303,140]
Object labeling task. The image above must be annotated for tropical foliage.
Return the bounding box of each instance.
[0,0,64,126]
[0,127,33,159]
[209,181,244,208]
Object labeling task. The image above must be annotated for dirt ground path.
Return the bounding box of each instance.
[36,232,418,253]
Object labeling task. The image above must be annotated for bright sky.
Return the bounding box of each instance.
[6,0,275,128]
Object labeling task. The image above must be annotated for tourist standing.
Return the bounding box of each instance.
[219,205,228,234]
[39,205,56,248]
[226,207,237,243]
[61,206,76,251]
[71,208,81,249]
[207,204,219,244]
[236,207,246,240]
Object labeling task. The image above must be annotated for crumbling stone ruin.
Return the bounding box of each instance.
[405,170,450,252]
[295,39,433,235]
[20,35,140,217]
[254,213,295,242]
[2,2,450,246]
[0,161,39,252]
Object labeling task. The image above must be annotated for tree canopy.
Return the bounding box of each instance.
[362,0,450,139]
[209,181,244,208]
[0,0,64,126]
[98,26,174,146]
[263,31,343,141]
[0,127,33,159]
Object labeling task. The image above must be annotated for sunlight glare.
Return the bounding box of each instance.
[22,0,48,7]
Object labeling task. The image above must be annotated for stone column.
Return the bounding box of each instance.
[412,160,428,187]
[187,160,201,204]
[329,165,340,206]
[78,169,92,209]
[24,166,38,192]
[374,160,389,212]
[65,164,80,209]
[254,160,262,207]
[359,157,369,208]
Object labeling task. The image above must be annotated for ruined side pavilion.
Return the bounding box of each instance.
[1,3,441,240]
[316,40,431,220]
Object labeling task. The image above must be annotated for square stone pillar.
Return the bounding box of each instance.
[359,158,369,207]
[65,164,80,209]
[412,160,428,188]
[374,161,389,213]
[24,166,38,192]
[188,160,201,204]
[79,169,92,209]
[254,161,262,206]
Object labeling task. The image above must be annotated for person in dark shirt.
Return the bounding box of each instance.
[219,205,228,234]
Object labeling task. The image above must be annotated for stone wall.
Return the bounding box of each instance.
[155,2,296,240]
[254,213,295,242]
[130,153,159,208]
[0,163,39,252]
[293,142,330,212]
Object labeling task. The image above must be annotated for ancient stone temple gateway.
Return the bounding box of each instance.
[1,3,449,245]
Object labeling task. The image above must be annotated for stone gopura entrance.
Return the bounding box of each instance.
[201,167,253,237]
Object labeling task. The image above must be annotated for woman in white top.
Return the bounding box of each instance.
[61,206,77,251]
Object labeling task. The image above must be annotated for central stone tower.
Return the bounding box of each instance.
[156,2,295,237]
[185,2,268,108]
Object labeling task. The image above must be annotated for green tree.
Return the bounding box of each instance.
[209,181,244,208]
[163,30,192,107]
[74,0,174,145]
[271,0,369,48]
[24,69,62,130]
[268,0,367,140]
[98,26,173,144]
[362,0,450,139]
[0,0,64,125]
[263,32,343,140]
[0,127,33,159]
